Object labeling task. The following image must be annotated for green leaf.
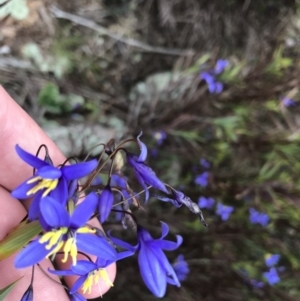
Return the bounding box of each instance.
[0,278,22,301]
[185,53,211,74]
[0,221,42,260]
[170,130,204,143]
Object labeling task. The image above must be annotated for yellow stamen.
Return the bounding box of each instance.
[81,269,113,295]
[98,269,114,288]
[39,227,67,249]
[27,176,42,184]
[46,241,64,258]
[77,226,96,234]
[82,275,94,294]
[26,178,59,197]
[61,237,78,265]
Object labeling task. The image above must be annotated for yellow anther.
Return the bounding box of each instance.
[26,178,59,197]
[39,231,55,244]
[81,269,113,295]
[70,242,78,265]
[77,226,96,234]
[39,227,67,249]
[62,237,73,263]
[98,269,114,288]
[47,230,64,249]
[82,275,94,294]
[46,240,64,258]
[27,176,42,184]
[61,237,78,266]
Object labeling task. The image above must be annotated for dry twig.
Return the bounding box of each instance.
[49,5,194,57]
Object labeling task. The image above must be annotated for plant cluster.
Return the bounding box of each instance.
[0,133,208,300]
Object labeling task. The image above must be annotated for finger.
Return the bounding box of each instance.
[0,86,116,297]
[0,186,70,301]
[0,86,65,190]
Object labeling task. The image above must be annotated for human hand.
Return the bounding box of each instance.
[0,86,116,300]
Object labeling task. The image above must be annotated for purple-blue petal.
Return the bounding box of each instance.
[37,165,62,179]
[214,82,224,94]
[49,178,68,205]
[137,132,148,162]
[160,222,169,239]
[153,195,182,208]
[108,233,137,252]
[98,187,114,223]
[15,145,48,169]
[48,268,75,276]
[116,250,134,261]
[134,169,149,202]
[214,59,229,74]
[111,174,127,189]
[138,244,166,298]
[20,284,33,301]
[69,292,87,301]
[28,191,43,221]
[154,248,180,287]
[127,155,168,196]
[70,276,87,294]
[149,235,183,251]
[61,160,98,180]
[11,180,36,199]
[40,197,70,228]
[201,72,215,85]
[76,234,117,260]
[71,260,97,275]
[71,192,98,228]
[14,239,50,268]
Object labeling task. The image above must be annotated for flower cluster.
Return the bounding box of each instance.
[263,254,282,286]
[198,197,234,222]
[194,157,211,188]
[281,97,296,107]
[200,59,229,94]
[249,208,269,227]
[11,134,205,300]
[247,253,282,289]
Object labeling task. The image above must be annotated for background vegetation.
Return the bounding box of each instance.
[1,0,300,300]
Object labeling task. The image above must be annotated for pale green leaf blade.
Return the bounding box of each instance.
[0,221,42,260]
[0,278,22,301]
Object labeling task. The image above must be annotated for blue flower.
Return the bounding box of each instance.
[172,254,189,281]
[200,158,210,169]
[50,254,132,296]
[216,203,234,221]
[194,172,209,187]
[15,193,117,269]
[11,145,97,220]
[250,279,264,288]
[200,59,228,94]
[282,97,296,107]
[98,185,114,223]
[249,208,269,227]
[127,133,168,201]
[110,222,182,298]
[20,285,33,301]
[152,130,167,145]
[265,254,281,267]
[263,267,280,286]
[198,196,215,209]
[214,59,229,74]
[200,72,224,94]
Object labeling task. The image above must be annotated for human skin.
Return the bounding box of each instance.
[0,86,116,300]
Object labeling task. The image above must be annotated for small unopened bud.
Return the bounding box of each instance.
[20,285,33,301]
